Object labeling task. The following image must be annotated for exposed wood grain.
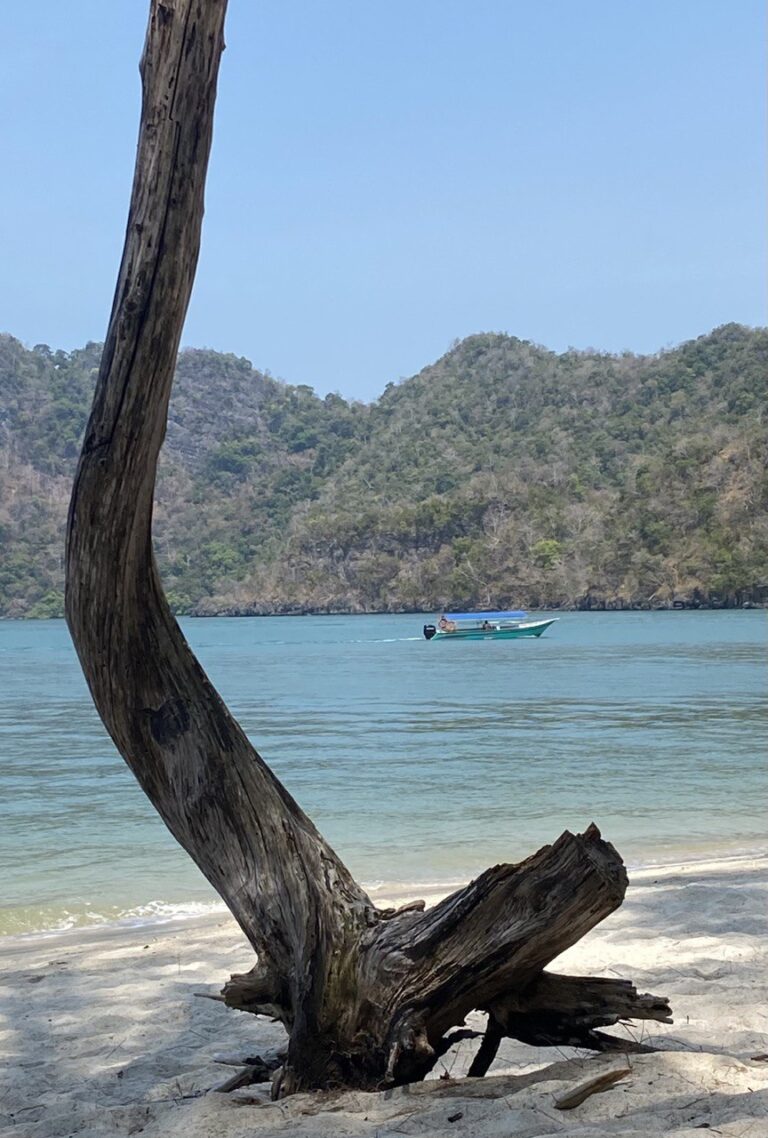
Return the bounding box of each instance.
[65,0,373,1053]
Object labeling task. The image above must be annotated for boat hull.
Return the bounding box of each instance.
[430,618,557,641]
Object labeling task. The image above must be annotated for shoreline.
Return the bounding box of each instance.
[1,851,766,1137]
[3,603,767,622]
[4,843,767,944]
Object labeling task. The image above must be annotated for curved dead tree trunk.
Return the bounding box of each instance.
[66,0,670,1097]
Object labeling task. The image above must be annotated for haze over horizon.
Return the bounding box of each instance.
[2,0,765,401]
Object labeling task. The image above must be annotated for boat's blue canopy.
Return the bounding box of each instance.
[443,610,528,621]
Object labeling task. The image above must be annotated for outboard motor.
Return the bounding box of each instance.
[423,624,437,640]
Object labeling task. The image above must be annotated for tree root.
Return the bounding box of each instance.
[489,972,672,1053]
[214,828,671,1093]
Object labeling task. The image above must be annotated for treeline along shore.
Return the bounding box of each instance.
[1,322,766,618]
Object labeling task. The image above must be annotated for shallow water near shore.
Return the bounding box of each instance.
[1,611,766,935]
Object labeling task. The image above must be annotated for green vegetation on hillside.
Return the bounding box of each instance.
[1,324,766,617]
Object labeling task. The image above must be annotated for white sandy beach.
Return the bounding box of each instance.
[1,853,767,1138]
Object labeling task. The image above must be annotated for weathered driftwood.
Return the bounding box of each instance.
[65,0,671,1096]
[554,1067,631,1110]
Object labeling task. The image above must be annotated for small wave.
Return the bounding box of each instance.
[112,899,229,926]
[626,842,768,875]
[2,882,474,938]
[372,636,423,642]
[363,876,469,900]
[0,898,229,939]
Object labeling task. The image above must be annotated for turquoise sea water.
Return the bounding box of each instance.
[1,612,766,936]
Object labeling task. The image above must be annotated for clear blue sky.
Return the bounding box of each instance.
[2,1,765,400]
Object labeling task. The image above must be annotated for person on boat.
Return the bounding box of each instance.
[438,615,456,632]
[481,620,492,630]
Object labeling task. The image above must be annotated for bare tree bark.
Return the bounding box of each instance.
[66,0,670,1096]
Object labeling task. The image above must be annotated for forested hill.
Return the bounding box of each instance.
[1,323,766,618]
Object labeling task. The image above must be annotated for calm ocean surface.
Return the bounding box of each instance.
[1,612,766,936]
